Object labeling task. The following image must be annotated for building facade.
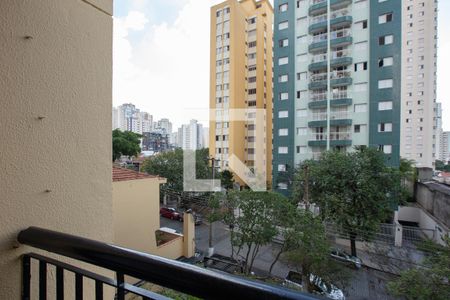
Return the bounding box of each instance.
[440,131,450,163]
[209,0,273,187]
[435,102,442,161]
[400,0,438,168]
[113,103,153,134]
[273,0,401,193]
[177,119,205,151]
[141,132,170,153]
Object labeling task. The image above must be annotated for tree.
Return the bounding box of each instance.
[283,210,348,293]
[435,160,450,172]
[294,147,401,257]
[218,170,235,191]
[223,190,290,274]
[112,129,142,161]
[141,148,212,192]
[399,157,417,203]
[388,238,450,300]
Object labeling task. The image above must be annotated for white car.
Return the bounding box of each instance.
[283,271,345,300]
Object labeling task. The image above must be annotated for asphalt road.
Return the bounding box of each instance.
[160,216,400,300]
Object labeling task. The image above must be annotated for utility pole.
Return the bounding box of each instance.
[207,157,220,257]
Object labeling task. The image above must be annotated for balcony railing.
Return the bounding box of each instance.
[330,70,351,80]
[309,132,352,141]
[18,227,317,300]
[311,111,350,120]
[311,49,350,64]
[311,28,351,43]
[310,8,351,26]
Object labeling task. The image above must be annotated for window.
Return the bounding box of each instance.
[297,127,307,135]
[279,92,288,100]
[248,88,257,95]
[378,123,393,132]
[354,125,361,133]
[378,79,393,89]
[355,62,368,71]
[248,76,256,83]
[297,53,308,63]
[355,41,368,51]
[354,83,368,92]
[378,56,393,67]
[278,147,288,154]
[296,109,307,117]
[248,65,256,72]
[279,3,288,12]
[296,146,307,154]
[279,39,289,47]
[278,21,288,30]
[378,101,393,110]
[279,128,289,136]
[277,182,288,190]
[297,90,306,99]
[248,17,256,24]
[297,72,307,80]
[278,56,289,65]
[381,145,392,154]
[278,164,287,172]
[355,20,368,30]
[379,13,393,24]
[278,74,288,83]
[379,34,394,45]
[279,111,288,118]
[248,41,257,48]
[354,104,367,113]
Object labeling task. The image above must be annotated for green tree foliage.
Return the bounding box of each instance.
[283,210,349,293]
[141,148,211,192]
[223,190,291,274]
[399,157,417,203]
[293,147,401,256]
[218,170,235,190]
[388,238,450,300]
[435,160,450,172]
[112,129,142,161]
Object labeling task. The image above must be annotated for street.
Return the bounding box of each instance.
[160,216,400,299]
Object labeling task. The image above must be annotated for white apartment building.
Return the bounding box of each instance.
[400,0,438,168]
[440,131,450,163]
[113,103,153,134]
[177,120,205,151]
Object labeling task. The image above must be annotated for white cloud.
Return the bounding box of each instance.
[113,1,217,128]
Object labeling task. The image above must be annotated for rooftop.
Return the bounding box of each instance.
[112,167,161,182]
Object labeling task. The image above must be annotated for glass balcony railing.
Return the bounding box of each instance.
[310,8,351,26]
[310,111,350,121]
[330,70,351,80]
[310,73,328,82]
[311,28,351,43]
[309,132,352,141]
[311,49,350,63]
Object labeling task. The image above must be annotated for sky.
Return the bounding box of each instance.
[113,0,449,131]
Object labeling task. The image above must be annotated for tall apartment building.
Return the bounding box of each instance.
[273,0,401,193]
[113,103,153,134]
[440,131,450,163]
[177,119,205,151]
[154,118,173,135]
[209,0,273,187]
[400,0,438,168]
[435,102,442,161]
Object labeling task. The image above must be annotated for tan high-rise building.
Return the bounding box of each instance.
[401,0,438,168]
[209,0,273,188]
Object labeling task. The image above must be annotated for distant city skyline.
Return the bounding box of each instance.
[113,0,450,130]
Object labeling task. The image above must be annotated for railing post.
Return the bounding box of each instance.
[116,272,125,300]
[22,255,31,300]
[39,260,47,300]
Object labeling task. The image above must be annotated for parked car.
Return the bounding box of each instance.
[160,207,182,221]
[193,213,203,225]
[283,271,345,300]
[330,249,362,269]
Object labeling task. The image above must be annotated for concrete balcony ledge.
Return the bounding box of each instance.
[331,76,352,87]
[308,118,352,127]
[309,0,352,16]
[308,139,352,147]
[308,98,352,109]
[308,56,352,71]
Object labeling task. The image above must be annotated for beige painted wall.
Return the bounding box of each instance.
[0,0,113,298]
[113,178,162,254]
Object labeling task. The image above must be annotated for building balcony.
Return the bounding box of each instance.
[308,71,352,89]
[308,95,352,109]
[308,112,352,127]
[308,132,352,147]
[308,9,352,33]
[309,0,352,16]
[309,29,352,52]
[18,227,315,300]
[308,50,352,71]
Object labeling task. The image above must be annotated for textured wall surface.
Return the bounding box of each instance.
[0,0,113,298]
[416,182,450,229]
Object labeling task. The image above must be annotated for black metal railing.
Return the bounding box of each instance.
[18,227,319,300]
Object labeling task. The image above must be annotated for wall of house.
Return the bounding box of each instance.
[0,0,113,298]
[416,182,450,230]
[113,178,162,254]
